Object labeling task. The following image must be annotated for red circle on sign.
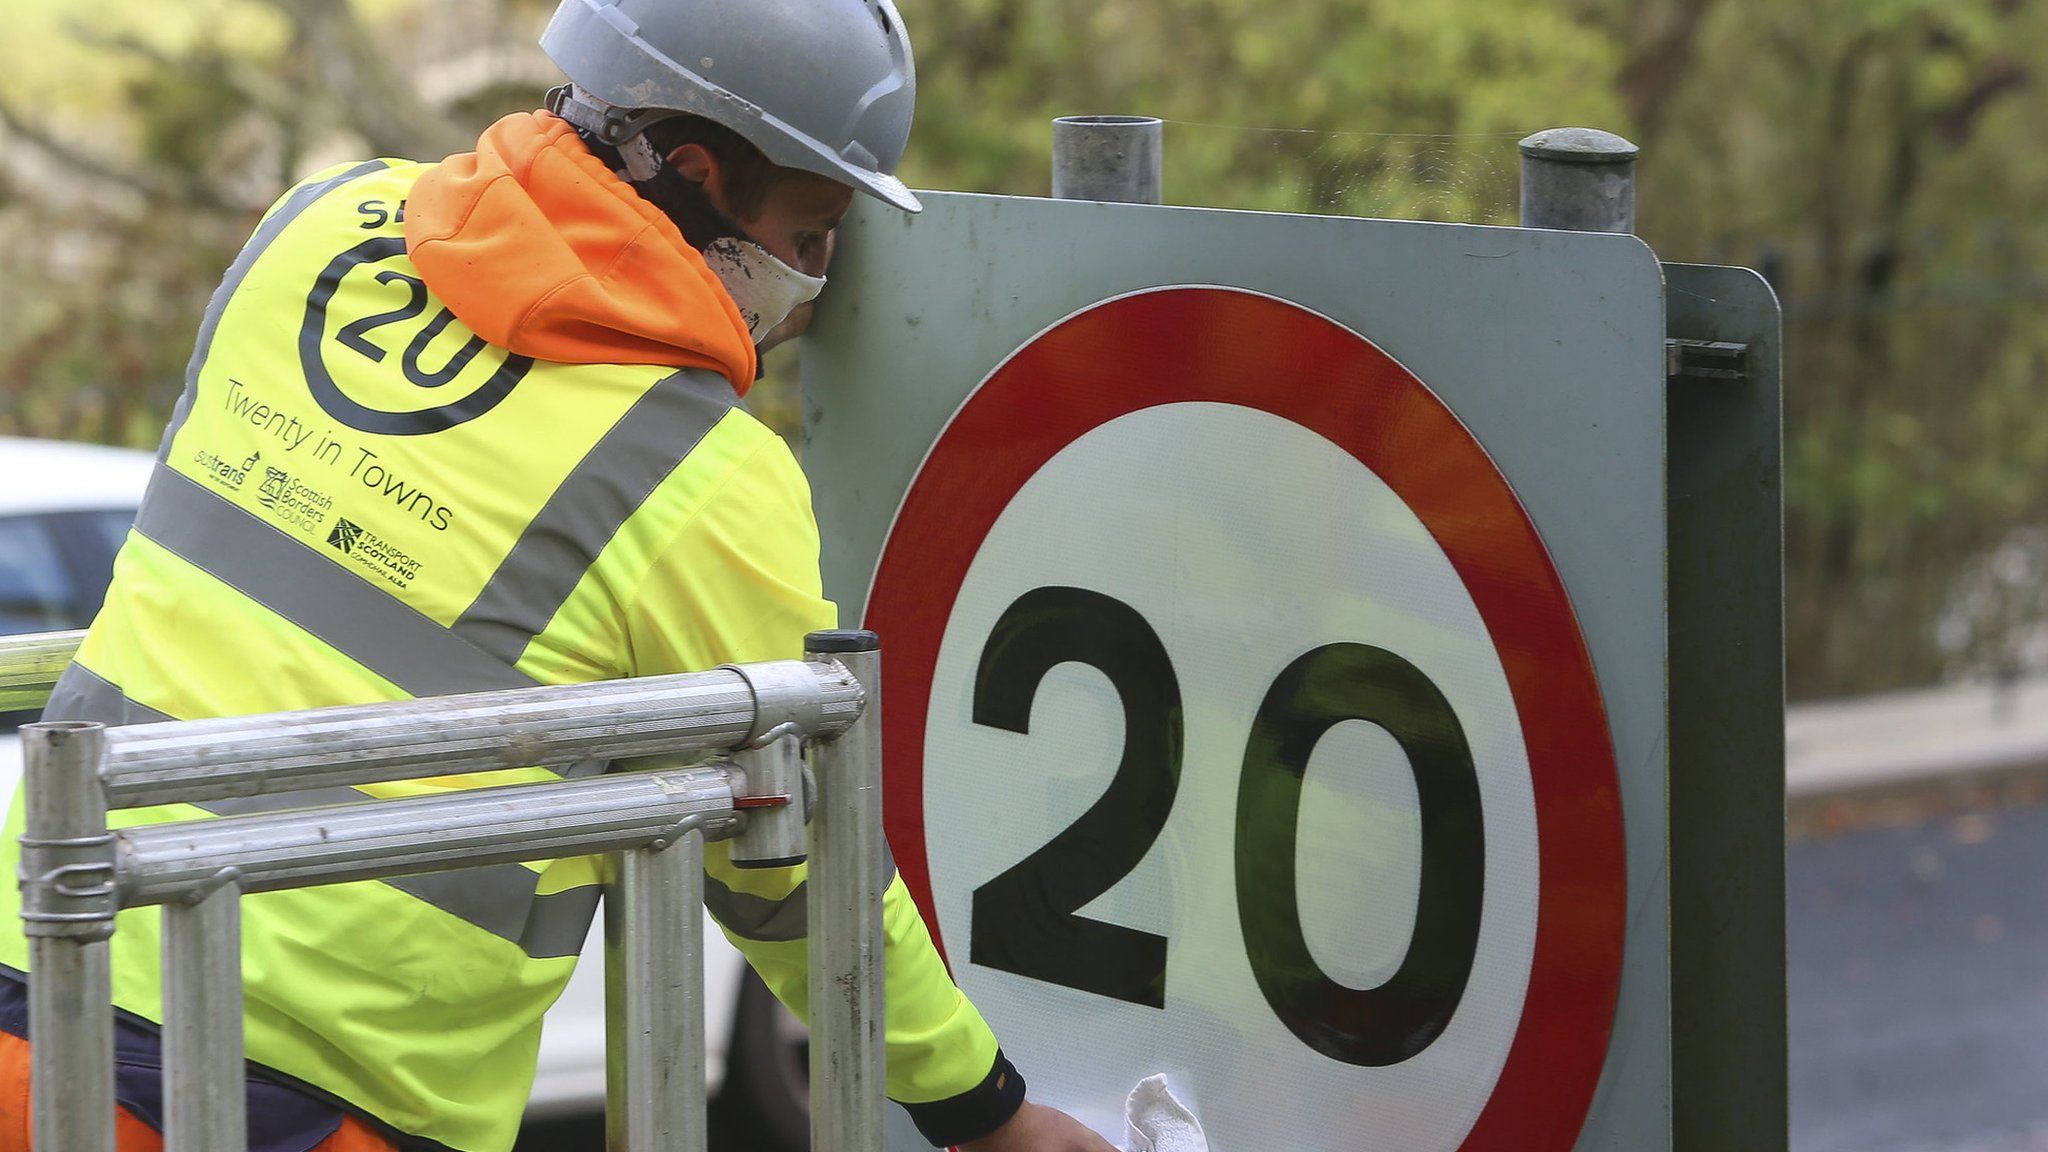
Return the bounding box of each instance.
[865,287,1625,1150]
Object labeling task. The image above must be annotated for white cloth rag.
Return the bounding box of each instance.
[1124,1074,1209,1152]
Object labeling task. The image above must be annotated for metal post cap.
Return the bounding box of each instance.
[806,629,880,653]
[1053,114,1163,128]
[25,719,104,737]
[1518,127,1640,165]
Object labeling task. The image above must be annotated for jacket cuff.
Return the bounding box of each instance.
[898,1049,1027,1148]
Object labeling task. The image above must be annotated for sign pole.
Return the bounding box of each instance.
[1051,115,1163,205]
[1664,264,1789,1152]
[1518,127,1639,234]
[1521,119,1791,1151]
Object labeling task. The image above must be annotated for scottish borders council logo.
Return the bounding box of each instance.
[258,467,291,508]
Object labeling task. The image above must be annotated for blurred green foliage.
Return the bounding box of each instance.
[3,0,2047,698]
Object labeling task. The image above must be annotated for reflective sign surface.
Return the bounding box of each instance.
[866,288,1625,1151]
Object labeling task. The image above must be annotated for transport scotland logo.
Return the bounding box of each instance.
[321,516,423,588]
[327,518,362,554]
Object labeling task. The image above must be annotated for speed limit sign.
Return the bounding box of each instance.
[806,193,1674,1150]
[866,287,1622,1150]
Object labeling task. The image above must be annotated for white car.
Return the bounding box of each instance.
[0,436,809,1147]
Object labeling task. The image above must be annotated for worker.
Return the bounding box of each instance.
[0,1,1116,1149]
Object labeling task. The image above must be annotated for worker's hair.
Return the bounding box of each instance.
[644,114,785,222]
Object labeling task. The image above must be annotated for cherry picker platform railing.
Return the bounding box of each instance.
[3,628,887,1152]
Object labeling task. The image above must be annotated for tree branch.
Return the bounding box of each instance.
[1617,0,1722,145]
[0,93,232,212]
[1937,61,2030,143]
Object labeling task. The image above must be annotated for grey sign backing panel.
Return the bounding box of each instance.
[803,192,1670,1151]
[1664,263,1787,1151]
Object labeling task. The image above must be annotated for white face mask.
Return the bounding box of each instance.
[699,237,827,344]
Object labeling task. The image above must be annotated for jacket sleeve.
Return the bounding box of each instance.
[621,425,1025,1147]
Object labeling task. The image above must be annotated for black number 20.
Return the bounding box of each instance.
[333,268,495,389]
[301,237,532,436]
[968,586,1485,1067]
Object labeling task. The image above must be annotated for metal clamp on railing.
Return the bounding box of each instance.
[1,627,888,1152]
[16,829,119,934]
[17,723,116,940]
[723,656,830,870]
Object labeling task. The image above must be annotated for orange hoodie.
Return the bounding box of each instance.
[404,112,758,392]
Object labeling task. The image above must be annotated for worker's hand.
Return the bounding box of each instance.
[959,1100,1118,1152]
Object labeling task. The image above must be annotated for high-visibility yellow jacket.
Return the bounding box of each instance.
[0,112,1015,1152]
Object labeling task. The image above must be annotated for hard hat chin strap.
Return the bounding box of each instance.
[546,84,675,180]
[562,123,745,253]
[549,84,746,246]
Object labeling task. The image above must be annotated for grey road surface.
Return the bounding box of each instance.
[1791,799,2048,1152]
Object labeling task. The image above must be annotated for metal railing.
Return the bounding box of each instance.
[3,627,888,1152]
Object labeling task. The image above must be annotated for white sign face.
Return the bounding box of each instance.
[925,402,1540,1148]
[864,288,1627,1152]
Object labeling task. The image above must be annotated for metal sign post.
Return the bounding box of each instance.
[1663,263,1787,1152]
[1523,126,1789,1150]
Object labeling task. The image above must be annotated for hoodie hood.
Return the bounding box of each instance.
[405,112,758,392]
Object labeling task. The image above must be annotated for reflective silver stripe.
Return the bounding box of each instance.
[41,665,174,727]
[704,875,811,943]
[133,466,536,697]
[703,857,904,945]
[156,160,392,463]
[385,869,600,961]
[452,369,739,665]
[511,883,604,960]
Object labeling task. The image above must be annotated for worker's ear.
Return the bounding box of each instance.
[666,142,719,188]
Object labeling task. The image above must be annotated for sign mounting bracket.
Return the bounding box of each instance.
[1666,338,1750,385]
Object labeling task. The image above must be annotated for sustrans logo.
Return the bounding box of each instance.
[194,449,260,491]
[327,518,363,554]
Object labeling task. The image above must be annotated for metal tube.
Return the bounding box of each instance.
[1518,127,1639,234]
[724,661,827,747]
[22,721,116,1152]
[1052,115,1163,204]
[0,623,83,713]
[117,767,740,907]
[29,937,114,1152]
[0,628,84,711]
[604,832,707,1152]
[99,659,862,810]
[728,733,807,869]
[163,884,246,1152]
[804,631,887,1152]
